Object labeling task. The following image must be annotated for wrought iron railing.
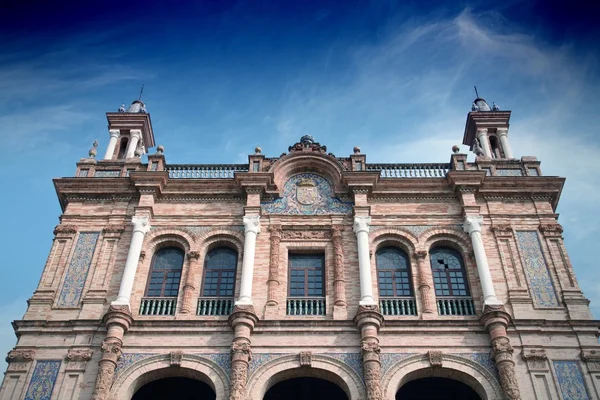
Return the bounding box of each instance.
[197,297,234,316]
[366,163,450,178]
[139,297,177,316]
[166,164,249,179]
[380,298,417,316]
[436,297,475,316]
[286,297,326,316]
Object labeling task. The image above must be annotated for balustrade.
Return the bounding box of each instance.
[436,297,475,316]
[367,163,450,178]
[286,298,326,316]
[166,164,248,179]
[197,298,234,316]
[380,298,417,316]
[139,297,177,316]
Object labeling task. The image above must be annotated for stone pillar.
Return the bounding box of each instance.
[415,251,434,313]
[236,215,261,305]
[463,215,502,306]
[266,224,282,305]
[355,305,384,400]
[476,128,492,158]
[91,306,133,400]
[332,225,346,307]
[480,305,521,400]
[126,129,142,159]
[353,216,376,305]
[228,305,258,400]
[103,129,120,160]
[113,216,151,307]
[497,128,514,159]
[180,251,200,314]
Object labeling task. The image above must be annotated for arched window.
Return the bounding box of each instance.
[430,247,470,297]
[117,137,129,159]
[376,247,412,297]
[145,247,184,297]
[202,248,237,297]
[489,135,501,158]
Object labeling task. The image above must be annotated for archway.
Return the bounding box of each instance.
[264,377,348,400]
[132,376,215,400]
[396,377,481,400]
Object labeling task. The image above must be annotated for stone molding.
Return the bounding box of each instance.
[539,223,564,237]
[581,350,600,372]
[53,224,78,237]
[521,349,548,371]
[6,349,35,363]
[281,229,331,240]
[491,224,513,237]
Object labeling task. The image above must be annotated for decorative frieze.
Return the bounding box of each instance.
[281,229,331,240]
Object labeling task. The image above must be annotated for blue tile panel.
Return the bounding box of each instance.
[515,231,559,307]
[57,232,100,307]
[495,169,523,176]
[380,353,413,376]
[94,170,121,177]
[324,353,364,381]
[24,360,61,400]
[553,361,590,400]
[457,353,498,377]
[261,173,353,215]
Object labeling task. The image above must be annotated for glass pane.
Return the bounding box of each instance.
[429,247,470,296]
[376,247,409,270]
[152,247,185,271]
[206,248,238,270]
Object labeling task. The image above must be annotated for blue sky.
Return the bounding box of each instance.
[0,0,599,367]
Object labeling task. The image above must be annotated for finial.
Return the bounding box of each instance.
[89,140,99,158]
[353,146,361,154]
[156,145,164,155]
[471,102,479,112]
[255,146,262,154]
[118,104,126,113]
[138,84,144,101]
[140,104,147,113]
[452,145,460,154]
[492,102,500,111]
[474,85,480,98]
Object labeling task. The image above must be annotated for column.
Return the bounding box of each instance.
[236,215,260,305]
[228,306,258,400]
[353,216,375,305]
[463,215,502,306]
[354,306,384,400]
[125,129,142,159]
[476,128,492,158]
[113,216,150,307]
[332,225,346,306]
[181,251,200,313]
[266,224,282,305]
[497,128,514,158]
[415,251,434,313]
[103,129,120,160]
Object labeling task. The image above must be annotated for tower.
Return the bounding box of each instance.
[103,100,155,161]
[464,97,514,159]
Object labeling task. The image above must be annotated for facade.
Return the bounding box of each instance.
[1,97,599,400]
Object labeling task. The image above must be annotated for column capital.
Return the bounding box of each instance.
[353,216,371,234]
[463,215,483,234]
[414,250,428,260]
[497,128,509,137]
[243,215,261,234]
[131,215,151,234]
[129,129,142,139]
[476,128,488,136]
[108,129,120,139]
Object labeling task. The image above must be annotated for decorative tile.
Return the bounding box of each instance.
[261,173,353,215]
[57,232,99,307]
[495,169,523,177]
[515,231,559,307]
[380,353,413,376]
[553,361,590,400]
[115,353,156,376]
[94,170,121,177]
[457,353,498,378]
[249,353,288,377]
[205,353,231,378]
[24,360,61,400]
[324,353,363,381]
[78,169,89,177]
[527,168,539,176]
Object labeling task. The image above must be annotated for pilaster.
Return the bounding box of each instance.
[181,251,201,314]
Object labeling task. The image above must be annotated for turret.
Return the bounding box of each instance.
[463,97,514,159]
[101,100,155,161]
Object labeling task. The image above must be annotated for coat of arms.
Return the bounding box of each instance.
[296,178,317,205]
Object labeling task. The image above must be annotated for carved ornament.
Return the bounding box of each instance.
[186,251,200,261]
[288,135,327,153]
[491,224,513,237]
[170,351,183,366]
[66,349,93,362]
[299,351,312,367]
[282,230,331,240]
[6,349,35,363]
[521,349,548,371]
[539,223,563,237]
[414,251,428,260]
[428,350,443,367]
[53,224,78,236]
[102,225,125,235]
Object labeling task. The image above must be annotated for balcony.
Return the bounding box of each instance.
[380,298,417,316]
[436,297,475,316]
[139,297,177,316]
[366,163,450,178]
[166,164,249,179]
[197,298,234,316]
[286,297,326,316]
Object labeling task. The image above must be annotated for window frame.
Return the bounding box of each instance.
[287,252,326,298]
[201,247,238,298]
[144,247,184,298]
[375,246,414,297]
[429,247,471,297]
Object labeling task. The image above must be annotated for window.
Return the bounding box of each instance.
[202,248,237,297]
[145,247,184,297]
[376,247,413,297]
[430,247,470,297]
[117,137,129,159]
[289,254,324,297]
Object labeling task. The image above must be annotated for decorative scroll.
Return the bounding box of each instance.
[24,360,61,400]
[515,231,559,307]
[261,173,352,215]
[553,361,590,400]
[57,232,100,307]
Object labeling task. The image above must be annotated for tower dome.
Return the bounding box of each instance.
[473,97,491,112]
[126,100,147,113]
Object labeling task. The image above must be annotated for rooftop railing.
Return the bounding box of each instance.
[166,164,249,179]
[366,163,450,178]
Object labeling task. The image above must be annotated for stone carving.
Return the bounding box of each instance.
[282,230,331,240]
[170,351,183,366]
[496,361,521,400]
[539,223,564,236]
[491,337,514,357]
[491,224,513,237]
[300,351,312,367]
[581,350,600,372]
[267,225,282,304]
[89,140,99,158]
[362,355,383,400]
[6,349,35,363]
[521,349,548,371]
[428,350,443,367]
[91,340,123,400]
[102,225,125,234]
[230,342,252,400]
[53,224,78,236]
[66,349,93,361]
[187,251,200,260]
[332,225,346,306]
[288,135,327,153]
[181,251,201,313]
[414,251,433,313]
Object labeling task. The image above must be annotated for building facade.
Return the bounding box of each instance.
[1,98,599,400]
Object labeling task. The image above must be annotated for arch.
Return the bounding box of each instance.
[420,227,471,258]
[110,354,229,400]
[118,137,129,159]
[144,229,195,255]
[371,230,417,254]
[268,153,346,194]
[246,354,366,400]
[382,354,503,400]
[196,229,245,255]
[144,247,185,297]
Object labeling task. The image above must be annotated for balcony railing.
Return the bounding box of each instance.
[197,297,234,316]
[286,297,326,316]
[366,163,450,178]
[437,297,475,316]
[166,164,249,179]
[139,297,177,316]
[380,298,417,316]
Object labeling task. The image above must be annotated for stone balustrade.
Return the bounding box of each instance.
[286,298,326,316]
[380,298,417,316]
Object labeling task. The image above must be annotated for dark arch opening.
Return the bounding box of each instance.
[396,377,481,400]
[264,377,348,400]
[132,376,215,400]
[118,137,129,159]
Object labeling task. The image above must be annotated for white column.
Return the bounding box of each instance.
[126,129,142,159]
[103,129,120,160]
[236,215,261,305]
[353,216,376,305]
[113,216,151,307]
[476,128,492,158]
[497,128,514,159]
[463,215,502,306]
